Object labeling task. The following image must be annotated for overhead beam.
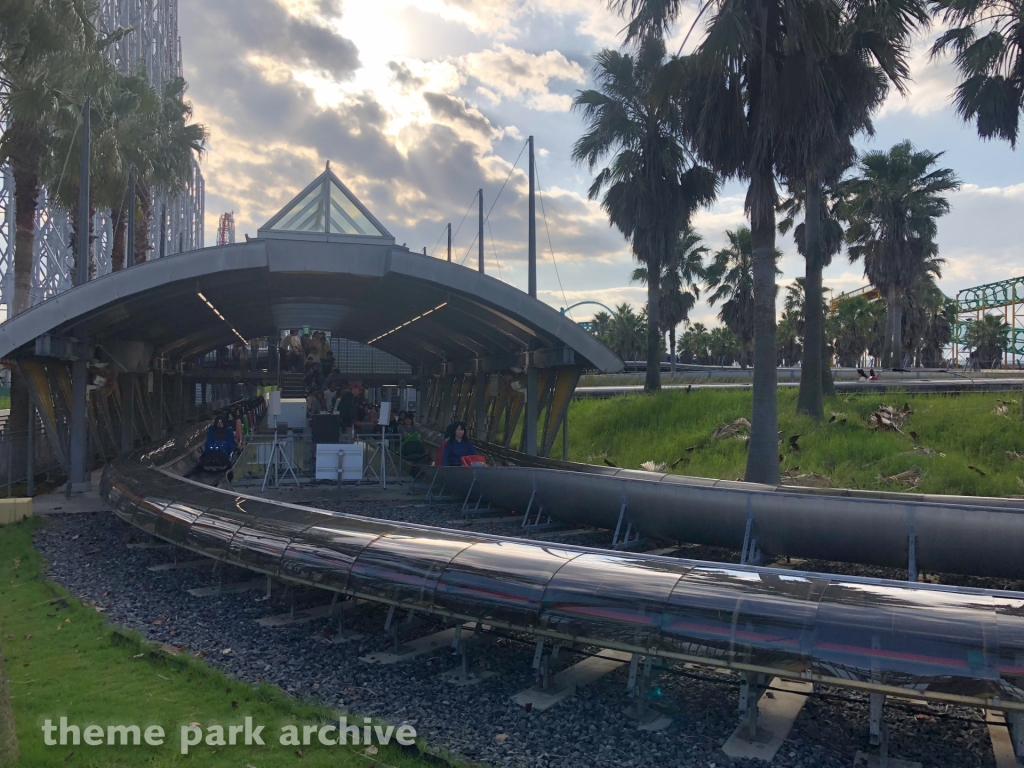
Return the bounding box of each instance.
[424,347,577,377]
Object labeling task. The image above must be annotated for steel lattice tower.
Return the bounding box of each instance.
[217,212,235,246]
[0,0,205,313]
[953,276,1024,368]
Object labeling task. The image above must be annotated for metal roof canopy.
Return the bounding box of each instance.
[258,166,394,244]
[0,233,622,375]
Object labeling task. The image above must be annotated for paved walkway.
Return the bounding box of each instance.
[33,468,111,515]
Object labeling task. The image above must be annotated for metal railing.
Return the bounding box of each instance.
[0,422,63,493]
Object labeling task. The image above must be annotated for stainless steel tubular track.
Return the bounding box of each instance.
[100,407,1024,715]
[426,437,1024,580]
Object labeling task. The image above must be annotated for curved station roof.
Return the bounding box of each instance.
[0,168,622,375]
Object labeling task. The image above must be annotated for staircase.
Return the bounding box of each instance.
[280,372,306,399]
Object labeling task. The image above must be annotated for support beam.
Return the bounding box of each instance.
[26,399,34,496]
[986,710,1021,768]
[723,677,812,761]
[76,96,90,287]
[119,373,135,453]
[66,96,91,494]
[67,358,89,492]
[528,136,536,298]
[173,372,183,433]
[525,365,538,456]
[474,372,488,440]
[541,367,581,457]
[514,649,630,711]
[478,188,484,273]
[562,404,568,461]
[156,370,165,437]
[126,164,136,268]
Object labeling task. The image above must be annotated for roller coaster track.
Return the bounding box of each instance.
[100,399,1024,728]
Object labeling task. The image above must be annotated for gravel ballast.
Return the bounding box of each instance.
[34,500,999,768]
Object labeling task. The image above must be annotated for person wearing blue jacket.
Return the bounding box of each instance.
[442,421,475,466]
[203,416,235,458]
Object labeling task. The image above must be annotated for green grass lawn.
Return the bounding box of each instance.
[564,389,1024,497]
[0,517,443,768]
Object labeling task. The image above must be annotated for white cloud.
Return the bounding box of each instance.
[182,0,1021,325]
[878,29,958,118]
[457,45,585,111]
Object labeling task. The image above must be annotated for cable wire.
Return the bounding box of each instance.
[429,191,475,258]
[427,226,446,259]
[50,120,82,249]
[449,191,478,248]
[486,217,504,282]
[533,160,573,321]
[458,139,529,267]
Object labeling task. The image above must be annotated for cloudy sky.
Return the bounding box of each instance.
[179,0,1024,327]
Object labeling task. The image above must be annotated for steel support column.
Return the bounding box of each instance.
[26,399,34,496]
[473,372,488,440]
[562,405,568,461]
[173,372,183,433]
[119,373,135,453]
[528,136,536,298]
[156,370,165,437]
[68,358,89,492]
[478,189,484,274]
[525,365,538,456]
[541,367,581,457]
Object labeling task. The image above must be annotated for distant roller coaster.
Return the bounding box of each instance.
[559,301,615,332]
[953,275,1024,367]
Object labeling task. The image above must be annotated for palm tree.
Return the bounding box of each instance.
[632,227,707,373]
[43,71,206,271]
[600,303,647,361]
[965,314,1010,369]
[842,141,960,368]
[0,0,122,473]
[918,293,956,367]
[136,76,207,263]
[42,67,142,272]
[678,321,710,364]
[0,0,109,311]
[777,308,803,367]
[708,325,740,365]
[779,177,851,408]
[706,226,780,370]
[900,276,953,366]
[827,294,883,367]
[615,0,929,479]
[590,310,612,339]
[573,36,717,393]
[615,0,842,482]
[931,0,1024,146]
[775,0,928,416]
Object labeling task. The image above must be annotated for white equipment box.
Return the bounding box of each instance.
[315,443,364,482]
[279,398,307,431]
[267,390,281,427]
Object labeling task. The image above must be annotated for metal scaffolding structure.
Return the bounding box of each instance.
[217,212,235,246]
[952,276,1024,367]
[0,0,204,313]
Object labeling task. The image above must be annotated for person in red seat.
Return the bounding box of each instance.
[442,421,475,466]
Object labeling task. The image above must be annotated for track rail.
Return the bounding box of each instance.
[100,405,1024,718]
[427,435,1024,580]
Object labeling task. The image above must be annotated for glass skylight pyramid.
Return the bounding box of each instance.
[259,165,392,240]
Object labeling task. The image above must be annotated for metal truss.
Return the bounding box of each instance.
[0,0,204,315]
[953,276,1024,367]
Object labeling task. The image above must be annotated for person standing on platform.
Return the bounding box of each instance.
[443,421,474,466]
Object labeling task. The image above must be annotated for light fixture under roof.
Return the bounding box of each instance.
[367,302,448,344]
[197,292,247,344]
